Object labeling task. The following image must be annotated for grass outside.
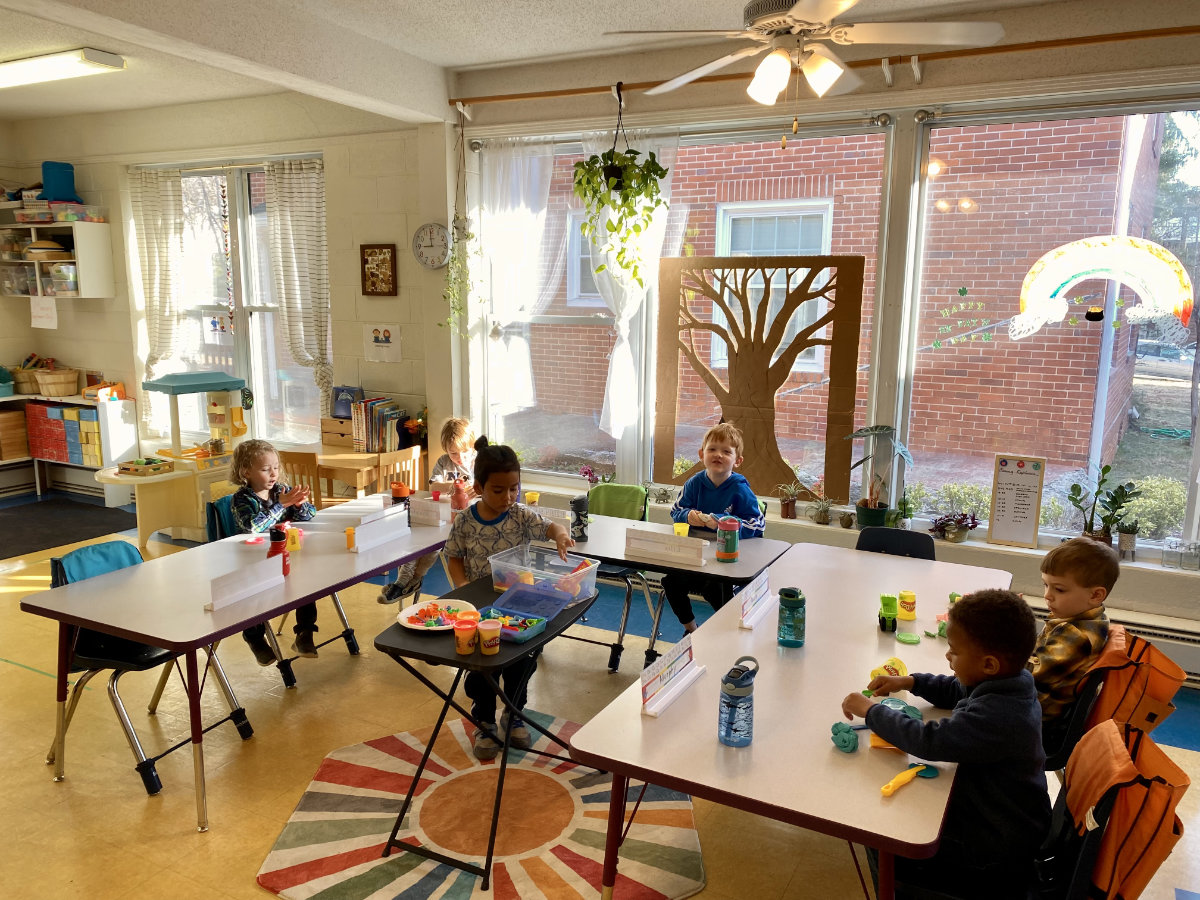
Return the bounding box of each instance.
[1109,373,1195,486]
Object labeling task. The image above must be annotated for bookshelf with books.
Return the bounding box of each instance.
[350,396,415,453]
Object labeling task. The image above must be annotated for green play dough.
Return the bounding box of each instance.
[896,632,921,645]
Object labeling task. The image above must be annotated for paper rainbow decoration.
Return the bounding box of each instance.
[1010,236,1194,339]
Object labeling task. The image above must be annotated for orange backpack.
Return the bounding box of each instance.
[1084,625,1186,734]
[1064,720,1189,899]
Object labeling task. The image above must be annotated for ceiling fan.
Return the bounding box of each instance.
[610,0,1004,104]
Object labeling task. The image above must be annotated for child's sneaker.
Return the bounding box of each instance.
[245,632,277,667]
[377,571,423,605]
[473,727,501,760]
[292,631,318,658]
[501,712,532,750]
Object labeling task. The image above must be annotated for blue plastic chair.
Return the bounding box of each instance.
[47,541,252,795]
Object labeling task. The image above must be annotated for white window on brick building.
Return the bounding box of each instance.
[710,200,833,372]
[566,209,604,307]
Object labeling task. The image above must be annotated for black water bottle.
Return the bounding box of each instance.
[570,494,589,542]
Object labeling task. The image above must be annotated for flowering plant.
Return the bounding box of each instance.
[579,465,614,487]
[403,406,428,443]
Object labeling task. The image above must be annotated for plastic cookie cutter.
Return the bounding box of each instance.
[831,721,859,753]
[879,697,923,720]
[881,763,939,797]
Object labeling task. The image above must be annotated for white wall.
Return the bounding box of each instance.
[1,159,39,369]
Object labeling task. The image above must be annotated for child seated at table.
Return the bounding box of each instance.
[665,421,765,632]
[1030,536,1114,749]
[229,439,319,663]
[444,437,573,760]
[841,589,1050,899]
[378,417,479,605]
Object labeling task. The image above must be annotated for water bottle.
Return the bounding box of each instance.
[717,655,759,747]
[777,588,805,647]
[267,525,290,575]
[715,516,740,563]
[450,478,470,517]
[570,493,589,542]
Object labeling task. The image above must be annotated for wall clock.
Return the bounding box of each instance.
[412,222,451,269]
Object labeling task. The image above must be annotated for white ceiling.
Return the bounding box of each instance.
[0,0,1067,124]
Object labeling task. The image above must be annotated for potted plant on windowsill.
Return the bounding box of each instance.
[776,480,805,519]
[845,424,914,529]
[929,512,980,543]
[807,493,835,525]
[1116,519,1139,560]
[1068,466,1140,545]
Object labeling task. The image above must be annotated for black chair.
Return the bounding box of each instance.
[206,495,360,689]
[855,525,936,560]
[1032,783,1118,900]
[47,541,252,795]
[1043,668,1106,771]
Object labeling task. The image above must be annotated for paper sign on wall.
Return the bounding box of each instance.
[986,454,1046,549]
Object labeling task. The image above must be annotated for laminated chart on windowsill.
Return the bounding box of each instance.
[206,555,285,612]
[737,569,773,630]
[641,633,706,717]
[624,528,707,568]
[348,502,411,553]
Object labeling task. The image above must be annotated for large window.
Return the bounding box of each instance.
[147,169,323,445]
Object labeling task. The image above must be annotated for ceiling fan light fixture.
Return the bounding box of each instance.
[746,48,791,106]
[799,43,845,99]
[0,48,125,90]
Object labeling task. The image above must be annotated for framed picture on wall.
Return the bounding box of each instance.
[360,244,398,296]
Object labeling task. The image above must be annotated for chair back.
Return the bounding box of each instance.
[206,494,238,542]
[377,446,423,493]
[588,483,648,521]
[855,525,936,560]
[1084,625,1186,734]
[1043,666,1107,771]
[277,450,329,508]
[53,541,144,588]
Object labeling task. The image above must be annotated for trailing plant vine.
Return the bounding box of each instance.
[442,107,474,331]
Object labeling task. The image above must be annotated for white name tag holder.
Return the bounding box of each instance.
[537,506,571,531]
[410,497,451,526]
[641,633,706,717]
[737,569,773,630]
[349,504,411,554]
[206,556,285,612]
[624,528,706,568]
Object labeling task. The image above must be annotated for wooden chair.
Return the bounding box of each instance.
[376,446,423,494]
[278,450,347,510]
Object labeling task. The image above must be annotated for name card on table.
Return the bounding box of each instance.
[537,506,571,531]
[410,497,451,526]
[356,502,412,530]
[737,569,773,630]
[641,633,706,717]
[349,512,411,554]
[624,528,706,568]
[206,556,285,612]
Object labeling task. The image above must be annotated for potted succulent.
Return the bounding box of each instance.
[1068,466,1140,544]
[807,494,835,525]
[845,424,914,529]
[1116,519,1139,561]
[929,512,980,542]
[776,480,806,519]
[891,489,916,530]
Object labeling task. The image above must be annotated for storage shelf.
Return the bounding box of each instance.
[0,393,97,405]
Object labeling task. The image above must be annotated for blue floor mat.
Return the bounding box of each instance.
[1149,686,1200,752]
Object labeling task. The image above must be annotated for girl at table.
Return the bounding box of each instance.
[229,439,319,664]
[443,436,574,760]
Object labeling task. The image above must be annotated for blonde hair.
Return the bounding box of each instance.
[229,439,278,486]
[440,417,476,453]
[700,421,744,457]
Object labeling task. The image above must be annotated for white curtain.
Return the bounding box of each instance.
[581,131,678,439]
[127,168,184,377]
[263,158,333,415]
[478,138,556,415]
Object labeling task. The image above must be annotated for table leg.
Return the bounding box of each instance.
[183,650,209,832]
[878,849,895,900]
[52,623,77,781]
[601,772,628,900]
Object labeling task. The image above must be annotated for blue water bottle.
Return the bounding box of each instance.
[777,588,806,647]
[717,655,759,747]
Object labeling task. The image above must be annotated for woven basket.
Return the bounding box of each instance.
[10,368,40,394]
[34,368,80,397]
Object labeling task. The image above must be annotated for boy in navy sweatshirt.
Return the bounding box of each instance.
[841,589,1050,899]
[665,422,765,632]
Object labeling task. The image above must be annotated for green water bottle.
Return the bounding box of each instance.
[777,587,805,647]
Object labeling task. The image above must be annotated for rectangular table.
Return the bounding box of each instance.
[20,492,450,831]
[569,542,1014,900]
[373,577,598,888]
[568,514,790,670]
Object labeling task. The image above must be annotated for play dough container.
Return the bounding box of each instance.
[478,619,502,655]
[871,656,908,681]
[453,620,478,655]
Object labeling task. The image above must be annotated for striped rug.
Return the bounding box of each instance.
[257,710,705,899]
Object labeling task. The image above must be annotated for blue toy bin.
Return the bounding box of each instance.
[479,581,579,643]
[478,606,548,644]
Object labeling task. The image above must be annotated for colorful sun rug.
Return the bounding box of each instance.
[257,710,705,899]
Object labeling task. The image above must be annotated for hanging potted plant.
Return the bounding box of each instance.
[572,83,669,289]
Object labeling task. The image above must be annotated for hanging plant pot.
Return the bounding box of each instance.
[602,163,625,191]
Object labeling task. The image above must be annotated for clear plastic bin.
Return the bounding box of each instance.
[487,543,599,598]
[50,203,107,223]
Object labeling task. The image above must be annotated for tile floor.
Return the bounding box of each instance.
[1,534,1197,899]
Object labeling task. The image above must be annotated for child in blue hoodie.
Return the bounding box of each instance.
[666,422,764,632]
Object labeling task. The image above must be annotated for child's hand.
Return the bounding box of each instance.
[688,510,715,528]
[842,692,877,720]
[554,531,575,561]
[281,485,310,507]
[866,674,914,696]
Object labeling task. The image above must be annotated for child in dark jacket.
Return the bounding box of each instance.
[665,421,765,632]
[841,589,1050,899]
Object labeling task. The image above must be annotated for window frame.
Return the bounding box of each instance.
[565,208,606,308]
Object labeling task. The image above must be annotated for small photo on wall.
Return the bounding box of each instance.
[365,323,401,363]
[360,244,398,296]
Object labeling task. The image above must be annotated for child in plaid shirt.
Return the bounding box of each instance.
[1029,537,1117,747]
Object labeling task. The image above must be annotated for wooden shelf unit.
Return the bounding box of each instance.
[0,220,115,299]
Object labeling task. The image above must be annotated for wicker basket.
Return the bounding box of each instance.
[9,368,40,394]
[34,368,80,397]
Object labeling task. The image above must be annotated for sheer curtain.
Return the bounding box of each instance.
[127,168,184,378]
[263,158,332,414]
[581,130,679,439]
[478,138,557,416]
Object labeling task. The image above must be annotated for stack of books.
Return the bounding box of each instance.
[351,397,408,452]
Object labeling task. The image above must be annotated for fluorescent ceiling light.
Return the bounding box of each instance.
[746,49,791,106]
[799,44,846,99]
[0,48,125,90]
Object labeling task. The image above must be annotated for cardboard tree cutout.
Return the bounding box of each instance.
[654,255,865,499]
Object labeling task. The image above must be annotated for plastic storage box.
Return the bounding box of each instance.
[478,581,579,643]
[487,543,599,597]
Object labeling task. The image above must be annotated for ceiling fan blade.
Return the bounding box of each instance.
[606,29,755,38]
[786,0,860,25]
[644,44,769,96]
[831,21,1004,47]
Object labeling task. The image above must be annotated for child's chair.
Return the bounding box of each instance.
[206,495,360,689]
[278,450,347,510]
[46,541,253,795]
[375,446,423,494]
